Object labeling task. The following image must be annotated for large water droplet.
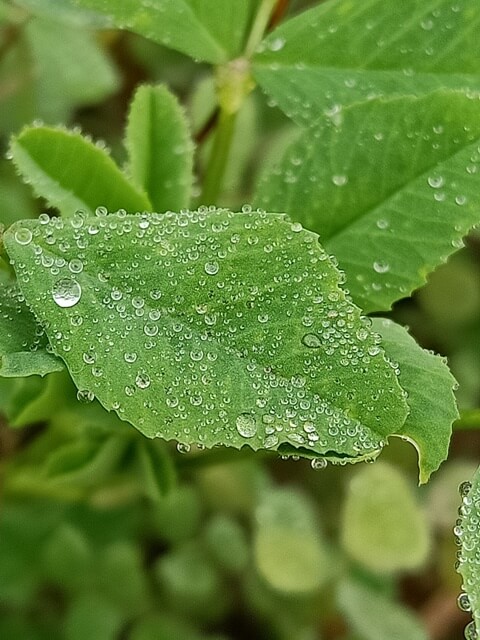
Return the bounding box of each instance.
[14,228,33,245]
[236,413,257,438]
[52,277,82,308]
[302,333,322,348]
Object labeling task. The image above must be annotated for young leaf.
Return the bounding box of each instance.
[0,281,63,377]
[253,0,480,126]
[254,488,329,593]
[3,210,408,463]
[341,462,430,573]
[71,0,261,64]
[373,318,459,483]
[255,91,480,312]
[337,578,428,640]
[125,85,194,213]
[10,126,151,217]
[456,467,480,639]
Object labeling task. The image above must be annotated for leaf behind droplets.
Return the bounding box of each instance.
[253,0,480,126]
[10,126,151,217]
[125,85,194,213]
[255,91,480,312]
[4,209,408,461]
[373,318,458,483]
[0,282,63,377]
[456,466,480,636]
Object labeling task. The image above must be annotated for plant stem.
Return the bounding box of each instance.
[244,0,278,58]
[198,107,237,205]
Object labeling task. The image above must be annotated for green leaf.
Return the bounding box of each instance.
[337,578,428,640]
[341,462,430,573]
[10,126,151,217]
[0,281,63,377]
[65,593,124,640]
[14,0,111,27]
[254,487,329,593]
[3,210,409,463]
[24,16,119,122]
[253,0,480,126]
[204,514,249,573]
[71,0,261,64]
[373,318,459,483]
[254,91,480,312]
[125,85,194,213]
[135,439,176,500]
[456,467,480,639]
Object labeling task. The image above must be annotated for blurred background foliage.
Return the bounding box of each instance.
[0,1,479,639]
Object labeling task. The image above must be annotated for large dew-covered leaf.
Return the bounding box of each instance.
[10,126,151,217]
[0,281,63,377]
[4,209,408,461]
[253,0,480,126]
[373,318,458,483]
[125,85,194,213]
[71,0,261,64]
[456,466,480,640]
[255,91,480,312]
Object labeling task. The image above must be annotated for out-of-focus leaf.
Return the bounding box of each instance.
[40,523,92,587]
[427,460,478,530]
[72,0,261,63]
[204,514,249,573]
[64,593,124,640]
[338,578,428,640]
[341,462,430,573]
[4,210,409,462]
[125,85,194,212]
[373,318,459,483]
[254,487,329,593]
[255,91,480,312]
[10,127,151,217]
[254,0,480,126]
[150,485,202,543]
[135,439,176,501]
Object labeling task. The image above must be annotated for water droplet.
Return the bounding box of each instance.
[457,593,471,612]
[269,36,286,51]
[373,261,390,274]
[376,218,389,230]
[124,352,137,363]
[14,228,32,245]
[459,481,472,498]
[302,333,322,348]
[464,621,477,640]
[69,258,83,273]
[77,389,94,403]
[204,261,219,275]
[135,371,151,389]
[236,413,257,438]
[427,175,445,188]
[176,442,191,454]
[52,278,82,308]
[311,458,327,470]
[332,174,348,186]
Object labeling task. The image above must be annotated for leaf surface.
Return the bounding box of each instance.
[125,85,194,213]
[10,127,151,217]
[253,0,480,126]
[255,91,480,311]
[4,210,408,461]
[0,281,63,377]
[71,0,261,63]
[456,466,480,639]
[373,318,458,483]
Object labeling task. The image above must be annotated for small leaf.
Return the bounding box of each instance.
[4,210,409,463]
[255,91,480,312]
[125,85,194,213]
[135,439,176,501]
[254,487,329,593]
[65,593,124,640]
[341,462,430,573]
[456,466,480,638]
[373,318,459,483]
[253,0,480,126]
[204,514,249,573]
[0,281,63,377]
[71,0,261,64]
[338,578,428,640]
[10,126,151,217]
